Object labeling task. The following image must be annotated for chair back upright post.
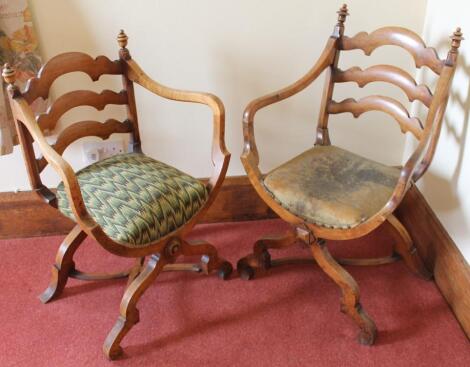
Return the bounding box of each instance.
[117,30,142,153]
[411,28,463,181]
[315,3,349,146]
[2,64,55,204]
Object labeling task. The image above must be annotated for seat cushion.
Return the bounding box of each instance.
[57,153,208,247]
[263,145,400,229]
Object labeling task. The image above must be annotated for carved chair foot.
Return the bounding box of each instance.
[40,225,87,304]
[344,302,377,345]
[387,215,432,280]
[103,254,166,360]
[358,324,377,345]
[310,238,377,345]
[236,258,255,280]
[103,315,133,360]
[237,230,298,280]
[237,249,271,280]
[217,261,233,280]
[39,264,72,304]
[182,239,232,279]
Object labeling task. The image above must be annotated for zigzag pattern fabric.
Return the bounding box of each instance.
[56,153,208,247]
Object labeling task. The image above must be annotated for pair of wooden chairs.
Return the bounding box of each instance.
[3,4,461,360]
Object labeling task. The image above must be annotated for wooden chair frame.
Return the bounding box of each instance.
[237,4,462,345]
[2,30,231,359]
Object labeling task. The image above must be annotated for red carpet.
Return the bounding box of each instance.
[0,219,469,366]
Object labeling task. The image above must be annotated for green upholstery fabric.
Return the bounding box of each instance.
[57,153,208,247]
[263,145,400,229]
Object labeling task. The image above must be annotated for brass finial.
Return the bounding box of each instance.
[117,29,128,48]
[337,4,349,24]
[2,63,16,85]
[450,27,464,51]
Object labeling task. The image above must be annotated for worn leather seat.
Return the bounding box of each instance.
[263,145,400,229]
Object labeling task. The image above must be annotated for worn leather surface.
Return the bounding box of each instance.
[263,145,400,229]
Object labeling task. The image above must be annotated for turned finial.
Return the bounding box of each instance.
[337,4,349,24]
[2,63,16,85]
[117,29,128,48]
[333,4,349,38]
[117,29,131,60]
[450,27,463,52]
[446,27,464,65]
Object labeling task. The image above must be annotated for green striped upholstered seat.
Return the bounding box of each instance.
[56,153,208,247]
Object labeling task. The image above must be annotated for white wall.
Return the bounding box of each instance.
[405,0,470,261]
[0,0,426,190]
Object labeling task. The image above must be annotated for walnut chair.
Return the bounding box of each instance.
[237,4,462,345]
[2,30,232,359]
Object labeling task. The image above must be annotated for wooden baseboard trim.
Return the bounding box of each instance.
[0,176,468,338]
[0,176,276,240]
[202,176,277,223]
[0,190,74,239]
[396,185,470,339]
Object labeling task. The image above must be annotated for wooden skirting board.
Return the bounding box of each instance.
[395,186,470,340]
[0,176,468,338]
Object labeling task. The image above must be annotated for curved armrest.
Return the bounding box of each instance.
[124,59,230,191]
[241,38,337,178]
[10,96,98,229]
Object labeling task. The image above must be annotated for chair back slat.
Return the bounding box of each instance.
[23,52,122,104]
[36,89,128,131]
[327,96,424,139]
[332,65,433,107]
[36,119,133,172]
[17,51,139,175]
[340,27,445,74]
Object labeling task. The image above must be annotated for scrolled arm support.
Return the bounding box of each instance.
[124,59,230,191]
